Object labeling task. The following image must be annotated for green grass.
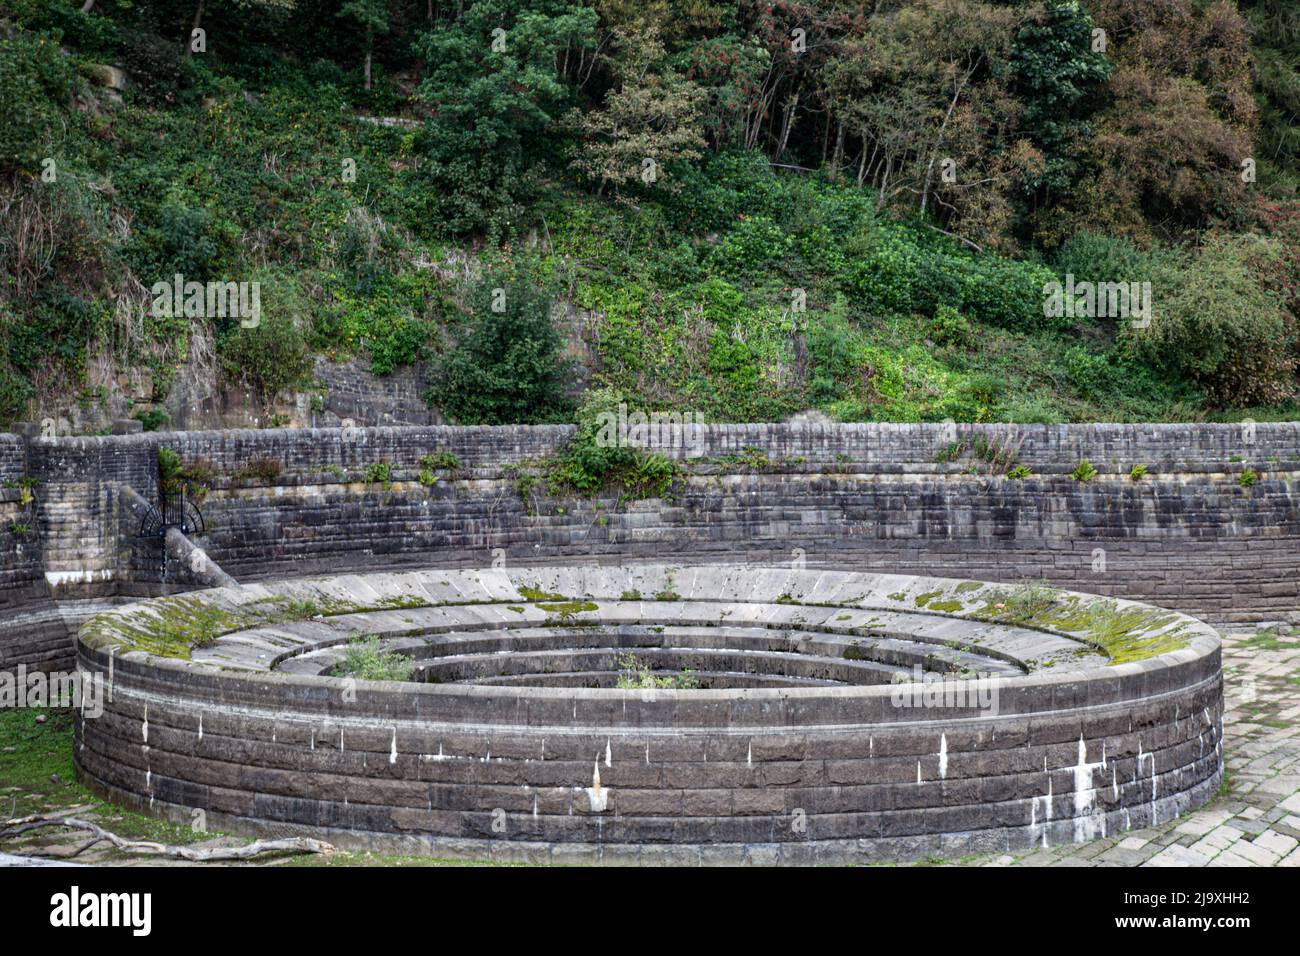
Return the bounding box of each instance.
[1237,630,1300,651]
[0,707,209,847]
[0,707,501,865]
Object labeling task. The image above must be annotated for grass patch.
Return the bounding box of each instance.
[334,636,415,682]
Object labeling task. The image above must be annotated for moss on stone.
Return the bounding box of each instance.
[927,600,964,613]
[971,591,1190,664]
[518,586,568,602]
[536,600,599,617]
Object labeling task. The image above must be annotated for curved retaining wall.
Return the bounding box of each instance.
[5,421,1299,671]
[75,566,1224,864]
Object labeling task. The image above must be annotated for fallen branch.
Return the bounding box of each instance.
[1,814,333,862]
[922,223,983,253]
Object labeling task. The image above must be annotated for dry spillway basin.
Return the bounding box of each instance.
[75,565,1224,864]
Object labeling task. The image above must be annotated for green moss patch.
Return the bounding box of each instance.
[973,589,1192,664]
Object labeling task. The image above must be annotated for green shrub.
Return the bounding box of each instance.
[426,261,572,424]
[418,451,460,485]
[1064,346,1113,399]
[1129,464,1147,481]
[132,196,224,280]
[337,636,414,682]
[116,27,187,105]
[218,303,312,406]
[0,31,76,174]
[133,408,170,432]
[928,305,974,348]
[157,447,182,496]
[1133,234,1293,408]
[526,388,679,500]
[615,652,701,690]
[1053,231,1159,287]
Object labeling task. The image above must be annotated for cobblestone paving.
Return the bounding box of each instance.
[965,625,1300,868]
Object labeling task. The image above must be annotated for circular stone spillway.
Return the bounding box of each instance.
[75,565,1224,864]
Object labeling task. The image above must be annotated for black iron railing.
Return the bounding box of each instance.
[138,484,205,539]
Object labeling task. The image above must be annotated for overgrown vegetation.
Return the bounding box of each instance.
[615,651,702,690]
[514,389,679,504]
[0,0,1296,429]
[335,635,415,682]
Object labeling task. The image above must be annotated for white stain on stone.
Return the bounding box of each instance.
[1069,735,1105,843]
[141,707,148,743]
[390,727,398,765]
[1040,776,1053,847]
[1137,738,1158,826]
[938,734,948,780]
[605,739,612,768]
[197,716,203,741]
[586,761,609,812]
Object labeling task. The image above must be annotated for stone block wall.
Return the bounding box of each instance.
[2,422,1298,672]
[73,566,1225,864]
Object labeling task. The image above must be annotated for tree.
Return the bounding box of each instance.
[416,0,598,234]
[1071,0,1258,241]
[185,0,297,58]
[339,0,390,90]
[572,27,706,193]
[426,263,573,424]
[1239,0,1300,197]
[1010,0,1111,204]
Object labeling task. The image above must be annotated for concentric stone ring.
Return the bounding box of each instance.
[75,565,1223,864]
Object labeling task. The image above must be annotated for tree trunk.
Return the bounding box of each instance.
[364,49,372,90]
[185,0,204,57]
[922,75,968,215]
[774,95,798,162]
[80,0,95,12]
[831,120,845,178]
